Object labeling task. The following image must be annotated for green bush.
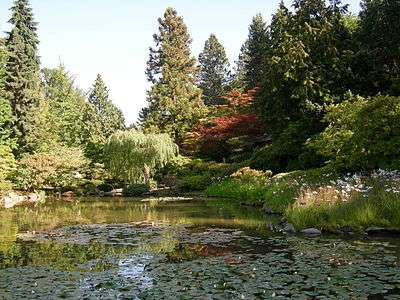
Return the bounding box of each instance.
[122,184,150,197]
[97,183,113,193]
[11,145,88,191]
[309,94,400,171]
[250,120,324,173]
[0,145,15,192]
[178,175,211,191]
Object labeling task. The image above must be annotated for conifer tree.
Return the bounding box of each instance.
[198,34,230,105]
[88,74,125,137]
[4,0,41,154]
[0,38,13,146]
[84,74,125,162]
[142,7,205,143]
[240,14,269,89]
[355,0,400,95]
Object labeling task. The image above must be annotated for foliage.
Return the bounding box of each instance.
[239,14,269,89]
[11,145,88,191]
[0,145,16,191]
[25,65,89,152]
[198,34,231,105]
[187,114,265,161]
[354,0,400,96]
[85,74,125,162]
[122,184,150,197]
[309,95,400,171]
[142,7,206,143]
[104,130,178,184]
[4,0,41,154]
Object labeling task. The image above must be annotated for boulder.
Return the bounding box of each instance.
[340,225,353,234]
[300,228,322,236]
[1,192,44,209]
[283,223,296,234]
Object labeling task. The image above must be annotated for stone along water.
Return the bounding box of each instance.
[0,197,399,299]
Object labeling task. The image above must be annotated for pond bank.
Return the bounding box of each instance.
[205,168,400,235]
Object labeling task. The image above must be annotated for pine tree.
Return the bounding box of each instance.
[355,0,400,95]
[0,38,14,146]
[142,7,205,143]
[4,0,41,154]
[88,74,125,137]
[84,74,125,162]
[198,34,230,105]
[240,14,269,89]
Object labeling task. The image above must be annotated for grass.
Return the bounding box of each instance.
[206,167,400,231]
[205,176,298,212]
[286,184,400,232]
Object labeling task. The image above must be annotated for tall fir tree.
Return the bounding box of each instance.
[4,0,41,154]
[0,38,13,146]
[354,0,400,95]
[87,74,125,138]
[239,14,269,89]
[142,7,205,143]
[198,34,230,105]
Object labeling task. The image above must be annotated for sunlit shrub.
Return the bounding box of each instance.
[12,145,88,191]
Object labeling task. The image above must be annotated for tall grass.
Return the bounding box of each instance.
[286,183,400,231]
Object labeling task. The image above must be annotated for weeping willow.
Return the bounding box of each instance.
[104,130,178,184]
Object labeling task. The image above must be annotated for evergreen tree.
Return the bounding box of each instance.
[4,0,41,154]
[240,14,269,89]
[0,38,13,146]
[33,65,88,150]
[198,34,230,105]
[142,7,205,143]
[88,74,125,137]
[84,74,125,162]
[354,0,400,95]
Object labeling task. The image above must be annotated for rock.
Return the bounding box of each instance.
[300,228,321,236]
[62,191,76,198]
[340,226,353,233]
[366,227,400,236]
[1,192,44,209]
[283,223,296,233]
[266,223,275,231]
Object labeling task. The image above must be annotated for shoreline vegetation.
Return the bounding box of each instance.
[1,0,399,238]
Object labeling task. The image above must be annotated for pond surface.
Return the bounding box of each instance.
[0,197,400,299]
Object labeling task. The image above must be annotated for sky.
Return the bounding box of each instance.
[0,0,362,125]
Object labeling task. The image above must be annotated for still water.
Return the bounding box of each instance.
[0,197,399,299]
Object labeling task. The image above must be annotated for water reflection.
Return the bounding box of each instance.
[0,197,399,299]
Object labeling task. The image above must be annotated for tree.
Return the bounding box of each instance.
[84,74,125,162]
[198,34,230,105]
[35,65,88,150]
[104,130,178,184]
[239,14,269,89]
[142,7,206,143]
[87,74,125,137]
[354,0,400,95]
[0,38,13,146]
[0,38,15,188]
[4,0,41,154]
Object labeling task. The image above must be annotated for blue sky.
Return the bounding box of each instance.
[0,0,362,125]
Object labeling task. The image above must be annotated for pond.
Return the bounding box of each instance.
[0,197,399,299]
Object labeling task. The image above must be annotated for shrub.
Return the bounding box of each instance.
[309,94,400,171]
[0,145,15,191]
[178,175,211,191]
[12,145,88,191]
[122,184,150,197]
[97,183,113,193]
